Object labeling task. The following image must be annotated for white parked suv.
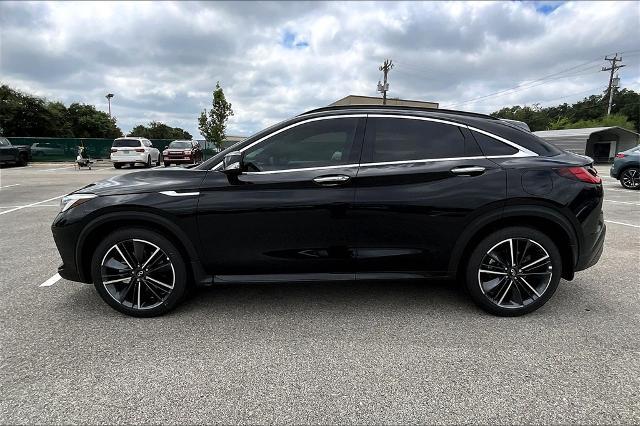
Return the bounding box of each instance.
[110,137,161,169]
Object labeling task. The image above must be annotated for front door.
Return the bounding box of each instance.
[353,116,507,277]
[197,116,366,278]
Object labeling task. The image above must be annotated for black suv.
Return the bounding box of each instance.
[52,106,605,317]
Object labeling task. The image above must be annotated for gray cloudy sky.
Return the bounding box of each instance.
[1,1,639,137]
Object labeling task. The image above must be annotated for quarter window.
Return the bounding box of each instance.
[365,118,467,163]
[472,131,518,156]
[243,118,359,172]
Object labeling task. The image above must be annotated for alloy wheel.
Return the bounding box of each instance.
[477,238,553,309]
[621,168,640,189]
[100,238,175,310]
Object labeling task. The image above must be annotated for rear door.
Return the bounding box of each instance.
[353,115,507,276]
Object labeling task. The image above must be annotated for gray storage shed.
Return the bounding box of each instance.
[533,127,639,163]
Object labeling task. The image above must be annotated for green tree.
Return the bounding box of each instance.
[129,121,192,139]
[67,103,122,138]
[0,84,123,138]
[198,81,234,150]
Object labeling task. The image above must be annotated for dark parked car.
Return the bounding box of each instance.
[610,145,640,189]
[0,137,31,166]
[52,106,605,317]
[163,140,203,167]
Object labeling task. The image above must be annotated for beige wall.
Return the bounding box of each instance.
[331,95,438,109]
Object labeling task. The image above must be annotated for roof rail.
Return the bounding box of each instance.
[300,104,499,120]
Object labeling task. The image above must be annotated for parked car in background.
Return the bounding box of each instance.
[610,145,640,189]
[52,105,606,318]
[31,142,65,157]
[163,140,203,167]
[0,137,31,166]
[110,137,161,169]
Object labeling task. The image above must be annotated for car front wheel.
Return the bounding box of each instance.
[465,226,562,316]
[91,228,188,317]
[620,167,640,189]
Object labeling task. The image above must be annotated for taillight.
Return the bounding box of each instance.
[111,148,117,153]
[556,166,601,184]
[135,148,145,153]
[615,153,625,158]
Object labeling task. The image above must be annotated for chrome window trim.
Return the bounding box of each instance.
[214,113,537,175]
[212,114,367,170]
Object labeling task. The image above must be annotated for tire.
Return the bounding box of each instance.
[17,153,28,166]
[620,167,640,190]
[156,154,162,166]
[114,163,122,169]
[145,155,152,168]
[465,226,562,316]
[91,228,188,317]
[164,162,171,167]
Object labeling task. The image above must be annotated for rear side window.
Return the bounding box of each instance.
[113,139,141,148]
[365,118,467,162]
[472,131,519,156]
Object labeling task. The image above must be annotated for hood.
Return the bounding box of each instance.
[75,168,207,196]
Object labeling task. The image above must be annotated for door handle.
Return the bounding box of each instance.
[313,175,351,186]
[450,166,486,176]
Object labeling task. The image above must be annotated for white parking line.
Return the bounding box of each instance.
[0,183,21,189]
[40,273,61,287]
[39,166,75,172]
[0,204,59,209]
[605,220,640,229]
[0,195,64,216]
[605,188,640,193]
[604,200,640,206]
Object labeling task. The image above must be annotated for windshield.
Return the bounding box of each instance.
[0,137,10,146]
[169,141,191,149]
[112,139,141,148]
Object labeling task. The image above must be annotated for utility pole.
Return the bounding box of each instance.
[602,54,625,115]
[377,59,393,105]
[106,93,114,117]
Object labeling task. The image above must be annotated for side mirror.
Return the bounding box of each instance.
[223,151,244,174]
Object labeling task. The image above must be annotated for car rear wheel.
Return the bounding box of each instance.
[465,227,562,316]
[114,163,122,169]
[620,167,640,189]
[91,228,188,317]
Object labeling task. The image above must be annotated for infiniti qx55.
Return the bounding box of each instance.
[52,106,605,317]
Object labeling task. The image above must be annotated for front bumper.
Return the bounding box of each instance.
[52,219,89,283]
[165,157,194,163]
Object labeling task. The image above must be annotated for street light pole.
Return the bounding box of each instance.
[105,93,114,117]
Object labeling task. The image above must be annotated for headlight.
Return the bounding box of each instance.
[60,193,97,212]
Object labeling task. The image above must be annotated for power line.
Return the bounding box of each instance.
[602,53,625,115]
[377,59,394,105]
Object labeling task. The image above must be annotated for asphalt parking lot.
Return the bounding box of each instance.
[1,162,638,424]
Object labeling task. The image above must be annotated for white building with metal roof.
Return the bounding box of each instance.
[533,127,639,162]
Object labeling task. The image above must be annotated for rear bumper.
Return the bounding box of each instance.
[575,222,606,272]
[111,153,147,163]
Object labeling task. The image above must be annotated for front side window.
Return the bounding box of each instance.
[0,137,10,146]
[113,139,142,148]
[364,118,467,163]
[243,118,359,172]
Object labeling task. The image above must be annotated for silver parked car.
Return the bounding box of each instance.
[610,145,640,189]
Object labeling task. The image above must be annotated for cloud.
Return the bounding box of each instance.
[1,1,638,137]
